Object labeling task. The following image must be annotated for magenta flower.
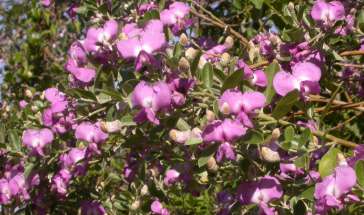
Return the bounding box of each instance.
[199,45,229,67]
[41,0,51,7]
[202,119,247,162]
[22,128,54,156]
[219,90,266,115]
[117,20,165,58]
[0,179,11,204]
[237,176,283,215]
[81,200,106,215]
[279,163,304,180]
[273,62,321,97]
[138,2,158,15]
[164,169,180,186]
[151,200,170,215]
[131,81,172,125]
[75,122,108,144]
[314,165,357,214]
[311,0,345,26]
[59,147,86,171]
[160,2,190,34]
[84,19,119,49]
[65,59,96,84]
[51,169,72,196]
[19,100,28,109]
[68,41,87,65]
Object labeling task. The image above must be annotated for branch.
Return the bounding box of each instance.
[339,50,364,57]
[258,113,358,148]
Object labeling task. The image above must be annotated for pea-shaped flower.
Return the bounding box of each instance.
[311,0,345,27]
[22,128,54,156]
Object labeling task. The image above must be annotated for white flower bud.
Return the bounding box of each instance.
[224,36,234,49]
[337,153,348,166]
[100,120,122,133]
[220,53,230,66]
[140,185,149,196]
[261,146,281,162]
[206,110,215,122]
[179,33,189,46]
[25,89,33,99]
[185,47,198,60]
[130,200,140,210]
[178,57,190,72]
[271,128,281,140]
[207,157,218,172]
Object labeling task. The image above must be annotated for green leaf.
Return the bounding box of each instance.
[318,148,340,178]
[272,90,300,119]
[201,63,214,89]
[299,186,314,201]
[249,0,264,9]
[243,130,264,145]
[355,160,364,187]
[358,10,364,31]
[284,126,295,142]
[221,70,243,92]
[264,62,280,104]
[176,118,191,131]
[185,138,203,146]
[282,28,304,42]
[66,88,97,101]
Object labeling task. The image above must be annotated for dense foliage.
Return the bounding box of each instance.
[1,0,364,214]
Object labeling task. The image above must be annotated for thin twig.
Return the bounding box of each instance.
[339,50,364,57]
[258,113,358,148]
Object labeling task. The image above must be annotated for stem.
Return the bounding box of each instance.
[339,50,364,56]
[258,113,358,148]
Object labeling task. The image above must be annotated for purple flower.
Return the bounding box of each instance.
[279,163,304,180]
[273,62,321,97]
[252,33,281,59]
[138,2,158,15]
[41,0,51,7]
[131,81,172,125]
[164,169,180,186]
[0,179,11,204]
[311,0,345,26]
[117,20,165,60]
[19,100,28,109]
[59,148,87,175]
[216,142,236,162]
[160,2,190,34]
[81,200,106,215]
[75,122,108,144]
[237,176,283,215]
[51,169,72,196]
[314,165,357,214]
[151,200,170,215]
[219,90,266,115]
[22,128,54,156]
[202,119,247,144]
[65,59,96,84]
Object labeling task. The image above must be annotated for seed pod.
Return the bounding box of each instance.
[261,146,281,162]
[178,57,190,72]
[185,47,198,60]
[179,33,189,46]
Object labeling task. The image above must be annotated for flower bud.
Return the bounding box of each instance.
[185,47,198,60]
[179,33,189,46]
[220,53,230,66]
[271,128,281,140]
[221,102,230,115]
[224,36,234,49]
[25,89,33,99]
[178,57,190,72]
[288,2,295,12]
[31,105,39,113]
[198,57,207,69]
[206,110,215,122]
[337,153,348,166]
[207,157,218,172]
[261,146,280,162]
[130,200,140,210]
[140,184,149,196]
[100,120,122,133]
[169,129,190,144]
[191,127,202,139]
